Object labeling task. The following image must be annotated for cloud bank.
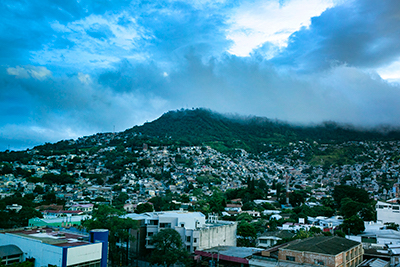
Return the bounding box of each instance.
[1,0,400,150]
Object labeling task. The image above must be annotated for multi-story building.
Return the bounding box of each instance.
[278,236,363,267]
[126,211,237,254]
[0,227,108,267]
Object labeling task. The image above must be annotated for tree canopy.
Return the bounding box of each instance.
[82,205,138,267]
[149,228,191,267]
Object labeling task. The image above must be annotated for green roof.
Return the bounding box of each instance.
[282,236,360,255]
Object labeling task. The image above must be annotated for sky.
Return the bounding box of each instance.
[1,0,400,151]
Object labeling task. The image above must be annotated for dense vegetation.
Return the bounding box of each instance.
[124,108,400,154]
[0,108,393,161]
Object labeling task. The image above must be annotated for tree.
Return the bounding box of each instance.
[207,190,226,214]
[335,230,345,237]
[295,229,313,239]
[135,203,153,213]
[149,228,191,267]
[237,221,257,247]
[333,185,370,206]
[340,198,362,218]
[113,192,129,210]
[82,205,138,267]
[236,213,253,222]
[289,190,307,207]
[237,221,257,238]
[33,185,44,194]
[340,215,365,235]
[385,223,399,230]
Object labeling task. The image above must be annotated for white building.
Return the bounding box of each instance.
[126,211,237,253]
[0,228,108,267]
[376,201,400,224]
[70,204,94,213]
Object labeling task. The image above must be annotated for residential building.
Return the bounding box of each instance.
[257,230,295,249]
[126,211,237,254]
[70,204,94,213]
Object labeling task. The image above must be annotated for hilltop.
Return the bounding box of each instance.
[123,108,400,153]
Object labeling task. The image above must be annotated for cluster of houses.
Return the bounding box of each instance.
[2,135,400,266]
[4,206,400,267]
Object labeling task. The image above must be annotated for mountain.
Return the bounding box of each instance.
[3,107,400,165]
[122,108,400,154]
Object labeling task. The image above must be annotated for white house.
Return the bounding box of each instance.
[70,203,94,213]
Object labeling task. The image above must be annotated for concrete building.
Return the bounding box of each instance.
[376,201,400,225]
[0,227,108,267]
[250,236,363,267]
[126,211,237,254]
[278,236,363,267]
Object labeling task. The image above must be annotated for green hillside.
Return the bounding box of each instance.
[124,108,400,154]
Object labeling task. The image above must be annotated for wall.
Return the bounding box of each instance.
[278,250,335,267]
[198,223,237,250]
[67,243,102,266]
[376,202,400,224]
[335,252,343,267]
[278,244,363,267]
[0,233,63,267]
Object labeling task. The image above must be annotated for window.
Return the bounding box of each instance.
[147,232,154,237]
[68,260,101,267]
[187,245,191,251]
[149,220,158,225]
[314,259,325,265]
[193,238,197,243]
[186,236,191,242]
[159,223,171,228]
[286,256,295,262]
[393,206,400,210]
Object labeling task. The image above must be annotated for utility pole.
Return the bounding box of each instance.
[217,244,220,267]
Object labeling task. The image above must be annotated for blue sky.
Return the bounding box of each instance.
[2,0,400,151]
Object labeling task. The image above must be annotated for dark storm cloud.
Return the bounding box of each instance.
[2,0,400,151]
[272,0,400,71]
[94,52,400,127]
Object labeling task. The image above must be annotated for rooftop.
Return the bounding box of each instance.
[202,246,263,258]
[1,227,90,247]
[282,236,360,255]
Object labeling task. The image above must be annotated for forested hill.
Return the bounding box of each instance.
[124,108,400,153]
